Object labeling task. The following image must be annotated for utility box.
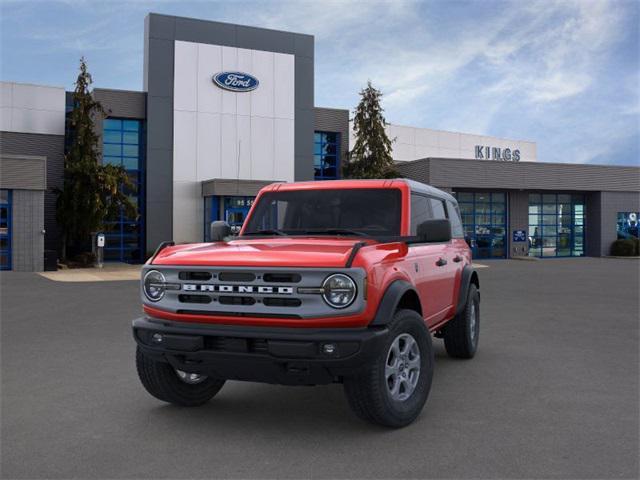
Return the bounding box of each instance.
[96,233,105,268]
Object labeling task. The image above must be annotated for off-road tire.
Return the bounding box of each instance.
[443,284,480,359]
[343,309,434,428]
[136,347,225,406]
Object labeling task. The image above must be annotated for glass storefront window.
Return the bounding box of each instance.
[616,212,639,239]
[314,131,340,180]
[102,118,145,263]
[454,191,507,259]
[528,193,585,258]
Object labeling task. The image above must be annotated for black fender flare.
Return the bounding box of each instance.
[455,265,479,316]
[370,280,419,326]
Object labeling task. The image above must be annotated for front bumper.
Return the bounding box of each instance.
[132,317,389,385]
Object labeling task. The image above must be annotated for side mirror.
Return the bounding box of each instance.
[210,221,231,242]
[417,219,452,243]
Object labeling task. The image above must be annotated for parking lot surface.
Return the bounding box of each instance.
[1,258,639,479]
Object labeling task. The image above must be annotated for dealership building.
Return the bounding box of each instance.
[1,13,639,271]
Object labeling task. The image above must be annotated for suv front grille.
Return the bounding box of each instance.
[263,297,302,307]
[178,294,212,304]
[262,273,301,283]
[179,271,212,281]
[218,271,256,282]
[219,296,256,306]
[146,267,365,319]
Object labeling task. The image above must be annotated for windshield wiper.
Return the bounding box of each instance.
[302,228,368,237]
[243,229,287,236]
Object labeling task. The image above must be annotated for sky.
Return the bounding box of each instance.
[1,0,638,166]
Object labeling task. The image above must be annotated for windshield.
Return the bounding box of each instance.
[242,188,402,237]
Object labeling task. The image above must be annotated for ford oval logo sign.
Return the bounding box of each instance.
[212,72,259,92]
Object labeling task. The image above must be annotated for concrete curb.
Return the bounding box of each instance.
[37,264,141,282]
[510,256,539,261]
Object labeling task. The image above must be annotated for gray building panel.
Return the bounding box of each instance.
[397,158,640,192]
[585,192,602,257]
[294,109,315,181]
[144,13,315,250]
[146,96,173,151]
[146,12,177,40]
[146,38,175,98]
[294,34,314,59]
[236,25,295,53]
[175,17,237,46]
[598,191,640,256]
[11,189,44,271]
[94,89,146,119]
[508,191,529,257]
[0,132,63,252]
[202,179,277,197]
[396,158,431,184]
[294,56,314,111]
[0,154,46,190]
[145,199,172,251]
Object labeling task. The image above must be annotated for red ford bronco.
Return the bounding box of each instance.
[133,179,480,427]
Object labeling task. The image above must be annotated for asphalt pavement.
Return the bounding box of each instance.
[1,258,638,479]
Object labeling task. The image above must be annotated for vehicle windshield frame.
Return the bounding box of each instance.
[240,188,403,238]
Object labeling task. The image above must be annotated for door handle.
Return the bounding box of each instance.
[453,255,463,263]
[436,258,447,267]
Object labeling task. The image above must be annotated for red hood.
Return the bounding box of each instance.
[151,237,371,268]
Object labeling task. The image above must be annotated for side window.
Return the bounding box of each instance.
[429,198,447,220]
[410,194,432,235]
[446,200,464,238]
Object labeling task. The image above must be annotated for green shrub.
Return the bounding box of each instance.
[610,239,637,256]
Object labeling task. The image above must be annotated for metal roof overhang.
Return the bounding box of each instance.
[396,158,640,192]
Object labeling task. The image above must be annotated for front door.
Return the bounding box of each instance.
[411,242,457,326]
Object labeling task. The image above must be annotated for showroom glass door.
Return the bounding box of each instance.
[0,189,11,270]
[455,192,507,259]
[528,193,585,257]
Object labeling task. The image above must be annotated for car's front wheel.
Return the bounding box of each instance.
[343,309,434,428]
[136,347,225,406]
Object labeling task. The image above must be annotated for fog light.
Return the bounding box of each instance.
[323,343,337,354]
[152,333,163,344]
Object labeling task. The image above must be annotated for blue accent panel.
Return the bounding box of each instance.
[0,189,12,270]
[313,131,340,180]
[224,197,255,235]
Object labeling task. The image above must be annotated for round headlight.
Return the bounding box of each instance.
[143,270,166,302]
[322,274,357,309]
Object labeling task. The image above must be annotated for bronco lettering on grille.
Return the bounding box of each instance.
[182,284,293,295]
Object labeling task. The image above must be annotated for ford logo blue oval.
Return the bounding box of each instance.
[212,72,259,92]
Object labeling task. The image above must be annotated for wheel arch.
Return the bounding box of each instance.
[370,280,422,326]
[455,265,480,316]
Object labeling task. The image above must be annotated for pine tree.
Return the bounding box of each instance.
[344,81,399,179]
[55,57,135,262]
